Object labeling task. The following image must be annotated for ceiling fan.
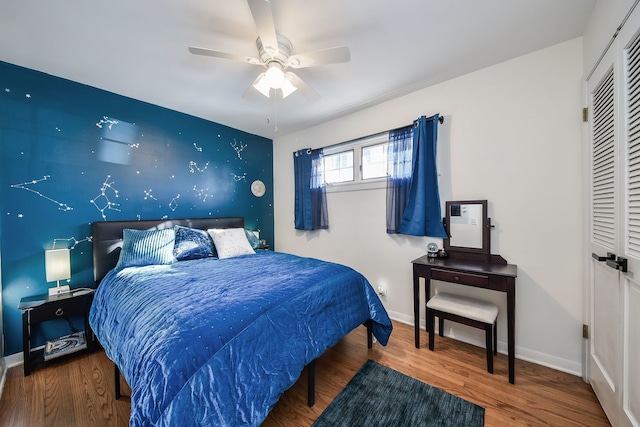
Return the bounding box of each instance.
[188,0,350,100]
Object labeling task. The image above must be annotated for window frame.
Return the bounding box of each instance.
[323,149,355,184]
[322,133,390,192]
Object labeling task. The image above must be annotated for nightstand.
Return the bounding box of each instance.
[19,287,96,376]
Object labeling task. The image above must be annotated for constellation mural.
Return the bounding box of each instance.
[169,194,181,211]
[91,175,121,220]
[0,59,274,362]
[192,185,213,202]
[189,160,210,173]
[143,189,157,201]
[51,236,93,251]
[231,173,247,182]
[231,139,247,160]
[11,176,73,211]
[96,116,118,129]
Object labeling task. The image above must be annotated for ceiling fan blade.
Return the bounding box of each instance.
[286,72,320,101]
[189,46,263,66]
[286,46,350,69]
[247,0,279,57]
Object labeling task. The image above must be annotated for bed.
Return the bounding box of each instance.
[88,217,393,427]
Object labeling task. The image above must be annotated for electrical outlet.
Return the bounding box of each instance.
[377,286,386,297]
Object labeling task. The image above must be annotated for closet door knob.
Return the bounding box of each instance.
[606,256,628,273]
[591,252,615,262]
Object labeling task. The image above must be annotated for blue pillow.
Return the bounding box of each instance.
[244,228,261,249]
[114,228,176,271]
[173,225,215,260]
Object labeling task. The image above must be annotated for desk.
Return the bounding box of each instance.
[412,255,518,383]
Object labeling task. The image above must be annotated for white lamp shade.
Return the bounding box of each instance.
[45,248,71,282]
[280,77,297,98]
[253,74,272,98]
[253,63,298,98]
[264,63,285,88]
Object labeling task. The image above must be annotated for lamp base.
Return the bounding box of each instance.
[49,285,71,296]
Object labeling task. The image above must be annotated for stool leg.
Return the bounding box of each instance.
[438,317,445,337]
[493,321,498,355]
[486,324,494,374]
[427,308,435,351]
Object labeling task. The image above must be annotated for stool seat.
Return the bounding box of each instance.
[427,293,498,324]
[426,292,498,374]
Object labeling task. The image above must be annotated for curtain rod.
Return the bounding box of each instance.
[315,114,444,152]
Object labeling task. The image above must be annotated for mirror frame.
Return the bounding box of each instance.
[443,200,490,258]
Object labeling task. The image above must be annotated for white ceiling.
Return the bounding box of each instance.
[0,0,595,139]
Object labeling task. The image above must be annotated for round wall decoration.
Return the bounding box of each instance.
[251,180,266,197]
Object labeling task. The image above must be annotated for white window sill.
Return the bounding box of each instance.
[325,178,386,193]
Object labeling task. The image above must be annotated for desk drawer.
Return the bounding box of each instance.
[431,268,489,286]
[30,296,91,324]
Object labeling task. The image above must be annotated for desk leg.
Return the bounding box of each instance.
[413,272,420,348]
[507,282,516,384]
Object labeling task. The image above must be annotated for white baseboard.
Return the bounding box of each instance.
[385,309,582,377]
[0,357,6,401]
[4,352,24,369]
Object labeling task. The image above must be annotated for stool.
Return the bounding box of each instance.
[426,292,498,373]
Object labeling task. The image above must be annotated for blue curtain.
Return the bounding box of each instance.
[386,125,414,233]
[294,148,328,230]
[386,114,447,238]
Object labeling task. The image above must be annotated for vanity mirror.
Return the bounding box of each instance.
[443,200,490,260]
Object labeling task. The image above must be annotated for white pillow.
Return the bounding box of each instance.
[207,228,256,259]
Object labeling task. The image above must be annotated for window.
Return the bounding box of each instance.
[322,133,391,191]
[361,142,389,180]
[324,150,354,183]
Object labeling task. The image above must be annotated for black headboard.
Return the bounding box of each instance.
[92,217,245,284]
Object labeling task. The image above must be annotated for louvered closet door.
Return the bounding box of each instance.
[587,6,640,426]
[619,14,640,426]
[587,47,624,426]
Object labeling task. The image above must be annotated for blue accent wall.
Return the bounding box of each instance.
[0,61,274,356]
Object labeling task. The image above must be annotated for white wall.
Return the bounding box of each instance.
[273,38,585,375]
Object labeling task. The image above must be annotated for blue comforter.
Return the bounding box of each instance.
[89,251,392,426]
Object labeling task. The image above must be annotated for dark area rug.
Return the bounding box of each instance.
[312,360,484,427]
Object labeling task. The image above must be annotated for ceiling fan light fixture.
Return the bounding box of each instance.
[189,1,351,103]
[280,77,297,98]
[264,62,285,88]
[253,74,272,97]
[253,62,298,98]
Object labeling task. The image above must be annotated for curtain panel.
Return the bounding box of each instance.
[386,114,447,238]
[386,125,414,233]
[294,148,328,230]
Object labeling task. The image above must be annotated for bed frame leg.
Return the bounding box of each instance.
[114,363,121,400]
[307,360,315,407]
[365,319,373,349]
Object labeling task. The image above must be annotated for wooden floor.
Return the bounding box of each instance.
[0,320,610,426]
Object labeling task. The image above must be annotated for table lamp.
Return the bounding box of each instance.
[46,248,71,296]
